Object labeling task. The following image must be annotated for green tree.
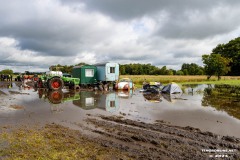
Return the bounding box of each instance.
[96,63,177,75]
[120,65,126,75]
[49,64,74,74]
[202,54,232,80]
[176,70,184,75]
[182,69,189,75]
[212,37,240,75]
[75,62,89,66]
[0,69,13,75]
[166,69,174,75]
[181,63,204,75]
[159,66,167,75]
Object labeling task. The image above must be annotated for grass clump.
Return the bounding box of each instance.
[0,124,131,160]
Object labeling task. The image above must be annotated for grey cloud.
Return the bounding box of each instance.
[0,20,86,56]
[172,51,197,58]
[71,0,218,20]
[77,0,240,39]
[0,58,43,67]
[66,0,239,21]
[156,5,240,39]
[0,1,111,56]
[0,0,240,72]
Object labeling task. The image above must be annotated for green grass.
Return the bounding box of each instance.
[120,75,240,86]
[180,79,240,85]
[0,124,131,160]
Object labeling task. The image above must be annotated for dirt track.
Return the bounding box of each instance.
[1,115,239,159]
[84,115,240,160]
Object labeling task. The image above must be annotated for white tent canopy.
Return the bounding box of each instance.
[161,82,182,94]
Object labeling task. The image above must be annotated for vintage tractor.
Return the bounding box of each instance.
[37,71,80,90]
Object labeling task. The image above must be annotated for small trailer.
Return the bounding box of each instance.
[95,62,119,90]
[72,65,97,87]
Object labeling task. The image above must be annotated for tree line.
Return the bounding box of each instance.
[50,62,205,76]
[120,63,204,75]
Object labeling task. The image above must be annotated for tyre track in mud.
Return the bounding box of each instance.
[85,116,240,160]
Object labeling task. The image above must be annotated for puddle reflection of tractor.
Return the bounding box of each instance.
[38,89,80,104]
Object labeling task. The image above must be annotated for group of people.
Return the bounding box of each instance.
[0,74,13,81]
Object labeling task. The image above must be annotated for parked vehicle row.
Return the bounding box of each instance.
[36,62,121,91]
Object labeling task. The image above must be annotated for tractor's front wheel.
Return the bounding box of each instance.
[48,77,64,90]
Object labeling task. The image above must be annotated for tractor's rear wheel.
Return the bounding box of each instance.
[48,90,63,104]
[48,77,64,90]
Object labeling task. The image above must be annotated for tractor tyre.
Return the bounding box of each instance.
[48,77,64,90]
[48,90,64,104]
[74,85,80,90]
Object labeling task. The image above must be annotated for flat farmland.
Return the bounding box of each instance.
[120,75,240,85]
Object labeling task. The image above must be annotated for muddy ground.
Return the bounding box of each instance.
[0,81,240,159]
[84,116,240,160]
[1,115,239,160]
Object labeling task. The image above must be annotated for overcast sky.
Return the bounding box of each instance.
[0,0,240,72]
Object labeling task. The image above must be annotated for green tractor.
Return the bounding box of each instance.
[37,71,80,90]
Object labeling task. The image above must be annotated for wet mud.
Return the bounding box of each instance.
[1,116,239,160]
[84,115,240,160]
[0,90,7,95]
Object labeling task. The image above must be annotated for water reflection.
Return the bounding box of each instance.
[73,91,119,112]
[161,93,183,103]
[37,88,122,112]
[38,89,80,104]
[116,90,133,99]
[1,82,240,138]
[202,84,240,120]
[22,79,34,90]
[34,84,240,121]
[34,84,240,120]
[0,81,13,89]
[182,84,212,95]
[143,92,162,103]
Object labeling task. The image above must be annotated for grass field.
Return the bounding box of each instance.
[120,75,240,86]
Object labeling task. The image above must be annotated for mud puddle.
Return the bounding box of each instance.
[0,82,240,139]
